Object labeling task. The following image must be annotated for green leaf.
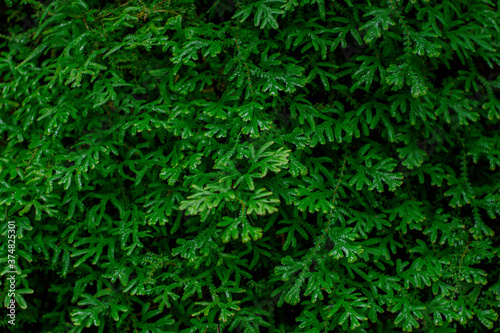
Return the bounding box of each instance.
[477,309,498,329]
[254,1,284,29]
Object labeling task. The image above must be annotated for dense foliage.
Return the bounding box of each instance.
[1,0,500,332]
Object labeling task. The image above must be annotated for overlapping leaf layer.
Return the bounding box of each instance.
[0,0,499,332]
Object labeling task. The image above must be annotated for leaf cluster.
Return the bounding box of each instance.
[0,0,500,332]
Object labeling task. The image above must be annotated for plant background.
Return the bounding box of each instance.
[0,0,500,332]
